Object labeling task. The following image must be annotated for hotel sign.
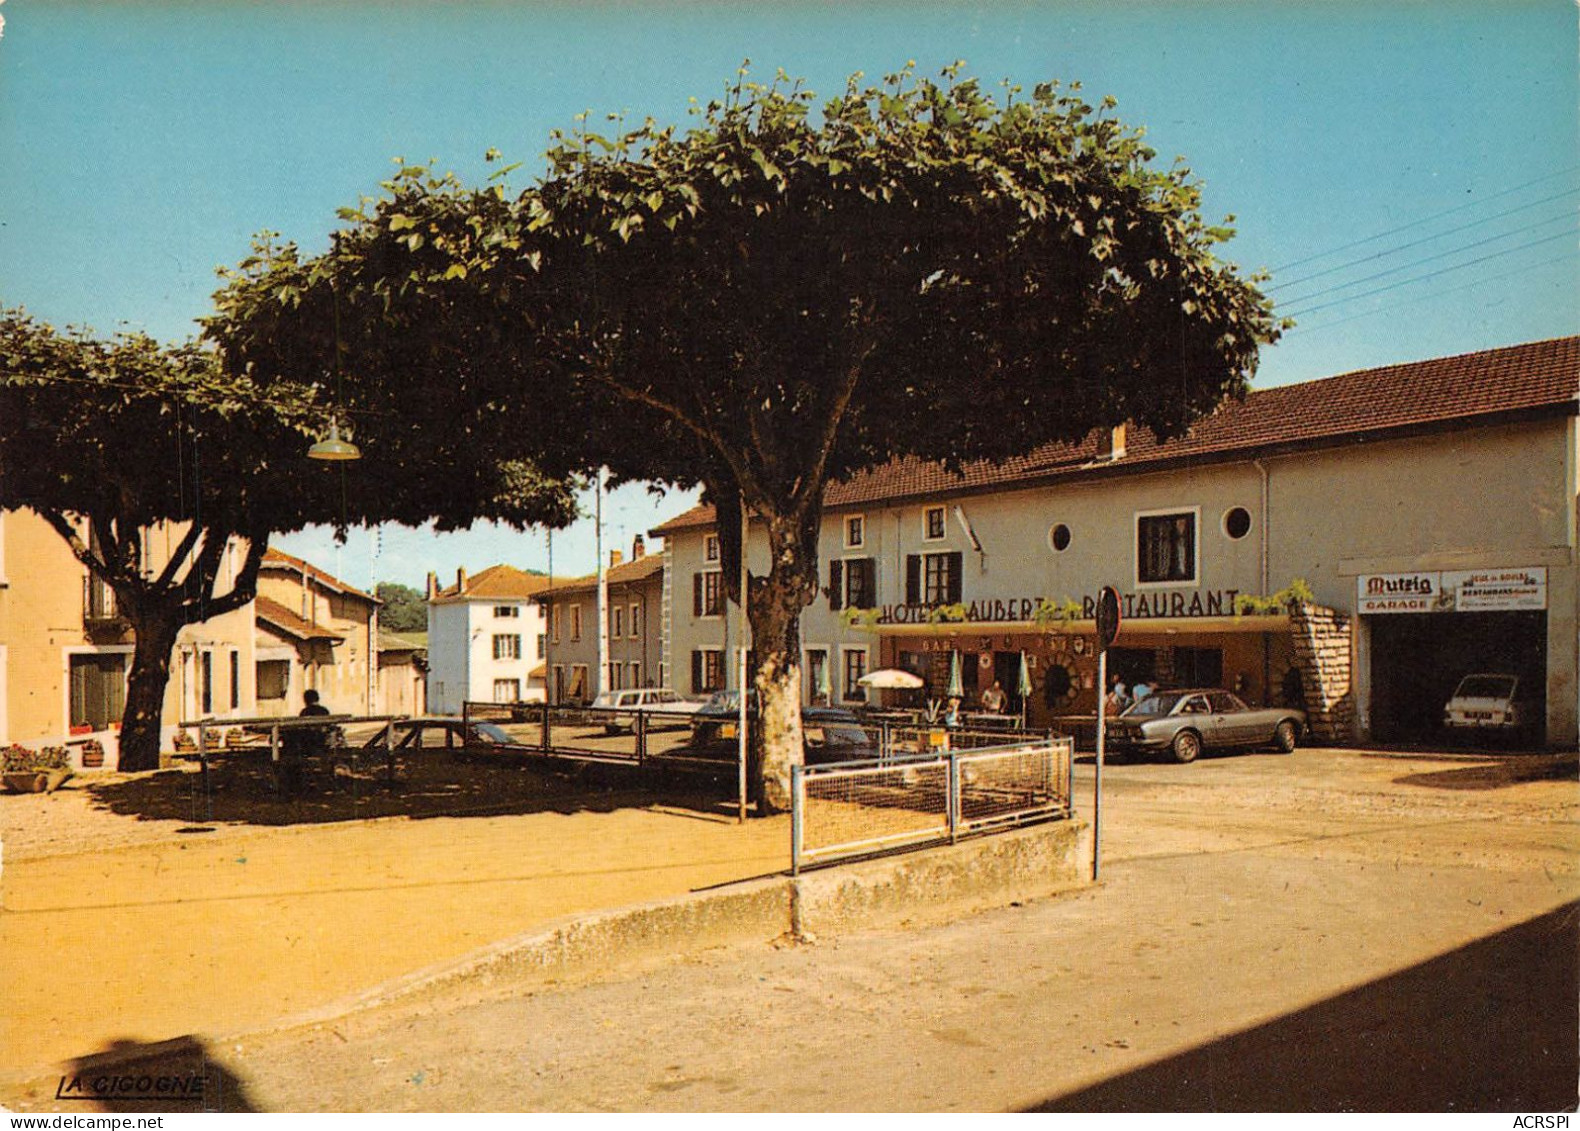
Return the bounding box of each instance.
[1357,568,1546,614]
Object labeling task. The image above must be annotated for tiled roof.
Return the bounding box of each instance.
[255,595,344,642]
[536,553,666,599]
[379,631,427,653]
[652,336,1578,535]
[261,547,377,604]
[431,564,553,603]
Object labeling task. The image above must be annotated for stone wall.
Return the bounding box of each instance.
[1289,603,1354,743]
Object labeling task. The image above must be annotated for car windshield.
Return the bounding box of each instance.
[472,723,516,744]
[1453,675,1516,699]
[702,690,740,712]
[591,693,619,708]
[1126,692,1185,716]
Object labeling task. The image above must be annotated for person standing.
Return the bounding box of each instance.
[981,680,1007,714]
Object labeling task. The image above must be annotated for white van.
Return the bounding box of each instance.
[589,688,701,734]
[1442,673,1523,737]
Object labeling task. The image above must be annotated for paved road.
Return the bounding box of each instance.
[66,745,1569,1113]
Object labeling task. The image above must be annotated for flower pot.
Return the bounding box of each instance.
[80,742,105,769]
[3,772,49,794]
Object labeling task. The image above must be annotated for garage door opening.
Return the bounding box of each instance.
[1368,611,1547,746]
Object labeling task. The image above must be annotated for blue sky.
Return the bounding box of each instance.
[2,1,1575,590]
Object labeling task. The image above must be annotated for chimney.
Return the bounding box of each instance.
[1097,423,1127,462]
[456,567,467,594]
[610,549,624,568]
[632,534,646,560]
[425,571,438,600]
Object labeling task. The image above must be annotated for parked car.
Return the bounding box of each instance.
[1106,689,1305,764]
[360,717,532,755]
[683,702,879,765]
[1442,673,1527,741]
[589,688,703,734]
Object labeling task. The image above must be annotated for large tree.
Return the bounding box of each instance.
[208,65,1282,809]
[0,308,576,770]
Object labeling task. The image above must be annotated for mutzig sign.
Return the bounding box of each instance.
[1357,568,1547,614]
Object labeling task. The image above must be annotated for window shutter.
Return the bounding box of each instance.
[861,557,878,609]
[906,555,921,605]
[691,651,703,694]
[829,559,844,611]
[693,573,703,618]
[947,552,963,604]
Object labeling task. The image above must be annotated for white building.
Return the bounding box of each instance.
[425,565,552,715]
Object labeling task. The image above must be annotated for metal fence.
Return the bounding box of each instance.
[790,736,1074,872]
[461,700,701,765]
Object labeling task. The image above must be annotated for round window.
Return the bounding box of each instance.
[1048,523,1072,553]
[1041,662,1080,707]
[1223,506,1252,540]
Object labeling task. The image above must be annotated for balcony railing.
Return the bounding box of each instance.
[84,575,123,624]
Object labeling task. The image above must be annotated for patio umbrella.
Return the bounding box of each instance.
[1017,651,1033,724]
[857,668,924,689]
[946,651,964,699]
[816,657,833,702]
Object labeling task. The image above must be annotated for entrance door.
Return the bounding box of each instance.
[993,652,1023,715]
[1369,611,1547,745]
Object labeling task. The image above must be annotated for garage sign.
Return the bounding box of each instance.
[1358,568,1546,614]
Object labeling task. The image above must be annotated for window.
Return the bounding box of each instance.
[1223,506,1252,540]
[200,651,213,715]
[844,515,865,549]
[906,552,963,606]
[629,601,641,638]
[493,634,522,660]
[257,660,289,702]
[570,605,583,641]
[827,557,877,611]
[924,506,946,541]
[691,648,725,694]
[693,571,723,618]
[704,534,720,562]
[627,661,642,688]
[607,663,623,691]
[553,665,567,703]
[805,648,830,704]
[551,604,562,643]
[1137,510,1198,584]
[493,678,521,703]
[568,664,589,701]
[842,648,868,702]
[536,633,546,660]
[493,605,519,618]
[70,653,127,731]
[230,650,240,711]
[612,606,625,639]
[1048,523,1072,553]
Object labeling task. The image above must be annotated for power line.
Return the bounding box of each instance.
[1270,164,1580,273]
[1278,210,1577,314]
[1280,249,1578,340]
[1268,186,1580,293]
[1278,227,1579,319]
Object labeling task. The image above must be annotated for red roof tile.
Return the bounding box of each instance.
[261,547,377,604]
[255,595,344,642]
[538,553,666,599]
[431,563,553,603]
[652,336,1579,534]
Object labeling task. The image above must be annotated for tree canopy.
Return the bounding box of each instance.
[206,64,1282,807]
[375,581,428,633]
[0,308,576,769]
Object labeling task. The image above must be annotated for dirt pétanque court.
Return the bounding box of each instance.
[2,738,1575,1110]
[0,745,787,1084]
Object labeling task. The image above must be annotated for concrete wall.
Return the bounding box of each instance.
[427,599,548,714]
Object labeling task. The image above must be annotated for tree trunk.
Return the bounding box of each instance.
[118,609,182,773]
[746,510,822,814]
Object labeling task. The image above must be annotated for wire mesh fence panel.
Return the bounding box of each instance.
[798,760,950,862]
[881,726,1044,758]
[956,741,1072,831]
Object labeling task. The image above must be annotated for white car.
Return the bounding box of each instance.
[590,688,702,734]
[1442,674,1525,738]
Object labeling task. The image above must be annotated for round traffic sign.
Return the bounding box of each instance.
[1096,585,1122,651]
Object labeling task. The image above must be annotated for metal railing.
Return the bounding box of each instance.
[790,736,1074,873]
[461,700,702,766]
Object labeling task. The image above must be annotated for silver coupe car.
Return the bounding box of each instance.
[1105,689,1305,763]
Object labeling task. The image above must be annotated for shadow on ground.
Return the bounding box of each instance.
[82,748,739,828]
[38,1035,259,1113]
[1026,901,1579,1112]
[1394,755,1579,792]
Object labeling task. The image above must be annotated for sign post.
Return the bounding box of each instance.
[1093,585,1122,882]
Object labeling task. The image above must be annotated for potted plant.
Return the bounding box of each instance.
[80,738,106,768]
[2,745,73,793]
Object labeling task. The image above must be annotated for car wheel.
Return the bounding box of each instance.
[1273,720,1298,754]
[1171,730,1201,764]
